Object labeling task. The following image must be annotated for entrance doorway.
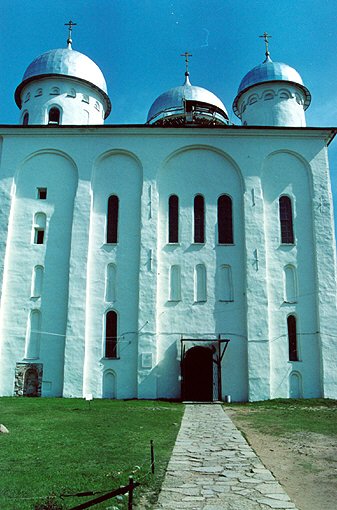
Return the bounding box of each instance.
[183,346,213,401]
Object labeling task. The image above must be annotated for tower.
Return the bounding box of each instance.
[14,21,111,126]
[233,33,311,126]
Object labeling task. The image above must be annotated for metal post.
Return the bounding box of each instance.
[128,476,134,510]
[150,439,155,474]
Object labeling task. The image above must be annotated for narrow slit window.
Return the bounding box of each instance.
[168,195,179,243]
[107,195,119,243]
[279,196,294,244]
[23,112,29,125]
[194,195,205,243]
[218,195,233,244]
[288,315,299,361]
[105,310,117,358]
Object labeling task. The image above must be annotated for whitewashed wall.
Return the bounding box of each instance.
[0,126,336,401]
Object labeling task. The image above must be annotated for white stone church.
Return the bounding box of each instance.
[0,28,337,402]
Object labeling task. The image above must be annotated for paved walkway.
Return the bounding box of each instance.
[154,404,298,510]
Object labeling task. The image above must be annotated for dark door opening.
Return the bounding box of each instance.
[183,346,213,401]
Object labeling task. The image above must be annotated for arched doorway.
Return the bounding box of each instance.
[183,346,213,401]
[23,369,39,397]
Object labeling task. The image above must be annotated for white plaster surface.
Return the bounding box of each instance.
[0,126,336,401]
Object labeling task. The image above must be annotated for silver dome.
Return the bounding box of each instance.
[147,74,228,125]
[15,48,111,116]
[233,56,311,117]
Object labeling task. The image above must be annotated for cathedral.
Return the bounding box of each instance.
[0,26,337,402]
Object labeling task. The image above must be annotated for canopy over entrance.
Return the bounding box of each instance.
[180,336,230,402]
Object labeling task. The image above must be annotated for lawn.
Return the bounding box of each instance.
[0,398,184,510]
[227,398,337,436]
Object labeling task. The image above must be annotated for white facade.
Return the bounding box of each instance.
[0,42,337,401]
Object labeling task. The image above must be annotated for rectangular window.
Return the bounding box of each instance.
[37,188,47,200]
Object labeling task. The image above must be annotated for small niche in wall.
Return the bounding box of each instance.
[37,188,47,200]
[141,353,153,369]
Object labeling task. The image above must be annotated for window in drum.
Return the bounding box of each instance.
[48,107,61,125]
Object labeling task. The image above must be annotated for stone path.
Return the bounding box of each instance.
[154,404,298,509]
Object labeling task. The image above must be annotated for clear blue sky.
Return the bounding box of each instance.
[1,0,337,202]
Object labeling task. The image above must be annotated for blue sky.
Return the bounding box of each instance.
[1,0,337,201]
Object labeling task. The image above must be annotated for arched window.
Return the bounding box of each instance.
[107,195,119,243]
[31,265,44,298]
[194,195,205,243]
[218,195,233,244]
[194,264,207,302]
[22,112,29,125]
[279,196,294,244]
[24,310,41,359]
[287,315,298,361]
[48,107,60,125]
[105,311,117,358]
[33,213,46,244]
[105,263,116,302]
[168,195,179,243]
[169,265,181,301]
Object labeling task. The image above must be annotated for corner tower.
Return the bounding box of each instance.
[15,21,111,125]
[233,33,311,126]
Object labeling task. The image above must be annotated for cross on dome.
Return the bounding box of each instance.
[259,31,272,59]
[65,20,77,49]
[180,51,192,76]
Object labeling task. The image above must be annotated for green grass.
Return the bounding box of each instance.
[227,398,337,437]
[0,398,184,510]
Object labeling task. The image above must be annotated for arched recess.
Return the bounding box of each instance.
[24,309,41,359]
[283,264,297,303]
[157,146,243,247]
[0,150,78,394]
[31,265,44,298]
[194,264,207,302]
[105,263,116,302]
[102,370,116,398]
[85,151,143,392]
[261,152,317,345]
[157,146,245,400]
[23,368,39,397]
[289,371,302,398]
